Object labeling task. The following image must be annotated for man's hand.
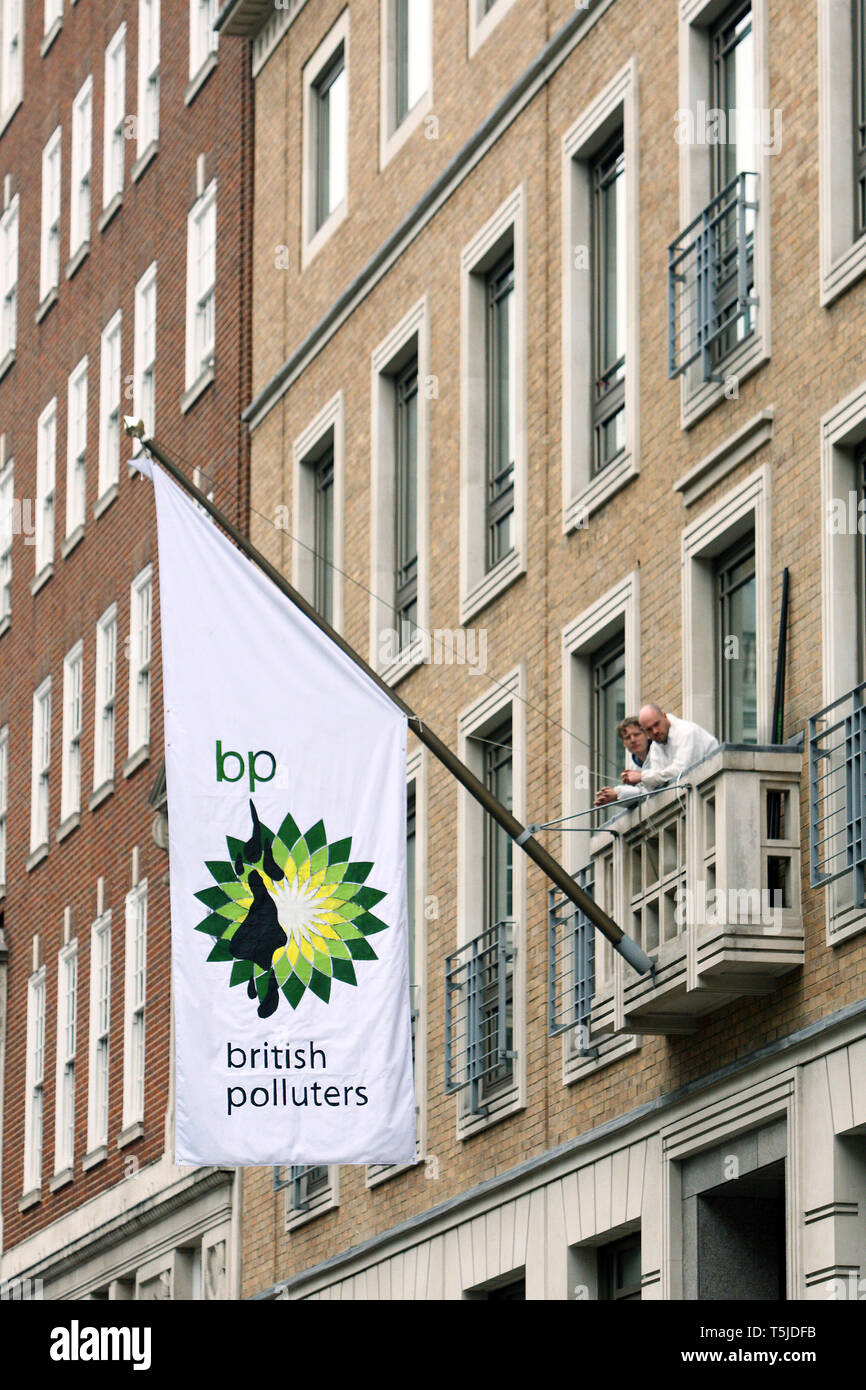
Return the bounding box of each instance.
[621,768,643,785]
[594,786,618,805]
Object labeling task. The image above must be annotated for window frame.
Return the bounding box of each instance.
[301,11,350,266]
[279,1163,340,1230]
[380,0,432,168]
[29,677,52,854]
[133,263,157,449]
[292,392,345,634]
[128,564,152,758]
[137,0,160,157]
[35,397,57,578]
[0,723,7,891]
[0,458,12,624]
[98,310,122,502]
[468,0,520,57]
[94,604,117,791]
[0,191,18,360]
[818,0,866,303]
[185,180,216,392]
[189,0,218,81]
[54,939,77,1176]
[103,24,126,209]
[714,533,758,744]
[39,126,62,304]
[86,910,112,1156]
[66,356,87,538]
[60,641,83,824]
[70,75,93,257]
[24,966,46,1196]
[0,0,23,124]
[122,878,147,1131]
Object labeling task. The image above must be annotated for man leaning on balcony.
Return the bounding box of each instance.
[594,715,652,807]
[625,703,719,792]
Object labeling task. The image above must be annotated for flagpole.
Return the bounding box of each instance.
[125,420,652,976]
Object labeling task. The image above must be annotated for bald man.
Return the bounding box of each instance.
[619,704,719,792]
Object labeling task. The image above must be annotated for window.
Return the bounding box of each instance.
[54,942,77,1174]
[24,968,46,1194]
[30,679,51,852]
[0,192,18,359]
[0,724,7,889]
[61,642,83,822]
[293,393,345,633]
[87,913,111,1153]
[394,360,419,634]
[468,0,519,56]
[134,265,156,445]
[407,781,418,1053]
[592,637,626,799]
[123,880,147,1129]
[185,181,215,390]
[189,0,218,79]
[137,0,160,155]
[708,2,755,368]
[302,13,349,262]
[819,0,866,300]
[277,1164,339,1227]
[857,0,866,239]
[313,447,334,625]
[1,0,23,118]
[94,606,117,789]
[485,253,515,572]
[66,357,87,536]
[599,1232,642,1301]
[478,719,514,1099]
[715,537,757,743]
[35,399,56,577]
[103,24,126,208]
[129,566,152,755]
[98,311,122,500]
[591,134,626,474]
[460,187,526,622]
[381,0,431,165]
[70,77,92,256]
[44,0,62,35]
[0,459,11,622]
[40,127,61,302]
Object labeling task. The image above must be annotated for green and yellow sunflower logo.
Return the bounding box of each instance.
[194,800,390,1018]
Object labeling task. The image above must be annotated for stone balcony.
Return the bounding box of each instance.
[588,745,804,1037]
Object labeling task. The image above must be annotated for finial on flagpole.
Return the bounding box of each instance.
[123,416,146,440]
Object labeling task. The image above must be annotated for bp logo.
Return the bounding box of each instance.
[194,800,390,1018]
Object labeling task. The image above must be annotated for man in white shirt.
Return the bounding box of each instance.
[620,704,719,793]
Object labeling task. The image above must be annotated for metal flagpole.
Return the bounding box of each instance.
[125,419,653,976]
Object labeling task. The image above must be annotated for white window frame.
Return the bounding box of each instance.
[185,181,215,392]
[39,126,61,303]
[54,940,77,1176]
[35,398,57,578]
[133,263,156,449]
[44,0,62,36]
[189,0,218,81]
[66,356,87,538]
[70,76,92,257]
[98,310,122,502]
[681,461,772,744]
[128,565,152,757]
[23,966,46,1195]
[1,0,23,124]
[94,604,117,790]
[292,391,345,634]
[103,24,126,209]
[282,1165,340,1231]
[86,911,111,1156]
[468,0,520,57]
[456,666,526,1138]
[137,0,160,157]
[301,10,350,267]
[818,0,866,303]
[562,58,640,532]
[369,296,430,684]
[60,641,83,824]
[820,379,866,945]
[0,723,7,891]
[30,678,51,853]
[0,192,18,361]
[676,0,772,428]
[0,459,12,624]
[122,879,147,1131]
[459,185,527,624]
[379,0,432,169]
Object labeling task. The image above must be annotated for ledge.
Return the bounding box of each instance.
[61,524,85,559]
[40,16,63,56]
[0,346,16,383]
[89,779,114,811]
[93,483,118,520]
[98,191,123,234]
[123,745,150,779]
[0,97,22,140]
[30,563,54,596]
[35,288,59,324]
[131,139,159,184]
[82,1145,107,1172]
[180,363,215,414]
[184,52,218,105]
[49,1168,74,1193]
[460,548,525,626]
[56,811,81,844]
[117,1121,144,1148]
[0,613,10,641]
[674,409,775,507]
[65,240,90,281]
[25,843,49,873]
[18,1188,41,1213]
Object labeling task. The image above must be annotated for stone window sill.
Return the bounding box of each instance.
[25,843,49,873]
[123,745,150,778]
[181,362,215,414]
[118,1121,144,1148]
[131,140,159,184]
[82,1145,107,1172]
[56,812,80,843]
[98,191,123,234]
[65,241,90,281]
[61,524,85,559]
[0,347,15,384]
[89,780,114,811]
[18,1188,41,1212]
[49,1168,73,1193]
[31,564,54,596]
[94,483,119,520]
[35,288,59,324]
[40,17,62,57]
[184,52,218,106]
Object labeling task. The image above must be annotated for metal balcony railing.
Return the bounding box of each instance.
[668,171,758,382]
[445,920,515,1116]
[808,682,866,905]
[547,867,596,1056]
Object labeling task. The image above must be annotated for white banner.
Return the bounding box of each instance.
[148,461,416,1166]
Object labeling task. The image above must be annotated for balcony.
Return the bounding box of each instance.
[587,745,803,1036]
[668,172,758,383]
[809,682,866,905]
[445,921,515,1116]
